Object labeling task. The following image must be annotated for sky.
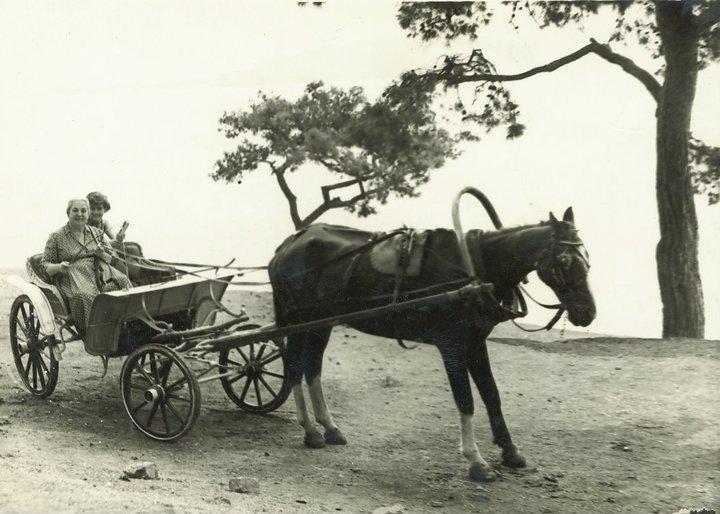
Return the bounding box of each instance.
[1,1,718,338]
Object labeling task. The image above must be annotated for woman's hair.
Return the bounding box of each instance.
[66,198,90,215]
[87,191,111,211]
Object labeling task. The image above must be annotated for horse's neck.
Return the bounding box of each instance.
[476,224,551,288]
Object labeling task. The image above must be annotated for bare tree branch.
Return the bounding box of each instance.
[422,39,661,102]
[272,163,302,229]
[587,39,662,101]
[301,187,382,227]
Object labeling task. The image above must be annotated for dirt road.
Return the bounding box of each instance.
[0,273,717,513]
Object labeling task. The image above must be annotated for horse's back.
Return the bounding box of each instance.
[269,224,375,323]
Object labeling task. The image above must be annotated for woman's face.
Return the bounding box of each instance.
[67,201,89,226]
[89,204,106,224]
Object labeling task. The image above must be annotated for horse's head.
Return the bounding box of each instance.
[535,207,596,327]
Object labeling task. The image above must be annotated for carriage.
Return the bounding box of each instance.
[6,252,297,441]
[6,188,594,482]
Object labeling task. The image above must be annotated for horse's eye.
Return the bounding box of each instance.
[557,254,572,270]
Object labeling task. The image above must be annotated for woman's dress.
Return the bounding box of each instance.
[42,224,132,336]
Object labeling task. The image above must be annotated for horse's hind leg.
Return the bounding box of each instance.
[304,328,347,445]
[286,332,326,449]
[467,338,526,468]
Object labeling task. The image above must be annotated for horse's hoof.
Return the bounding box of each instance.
[501,447,527,468]
[324,429,347,445]
[469,463,497,482]
[303,432,326,449]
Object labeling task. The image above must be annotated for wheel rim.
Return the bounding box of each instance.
[221,339,289,412]
[10,297,57,396]
[121,346,199,441]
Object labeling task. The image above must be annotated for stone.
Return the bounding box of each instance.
[0,418,11,426]
[228,477,260,494]
[372,504,404,514]
[382,376,401,388]
[122,462,159,480]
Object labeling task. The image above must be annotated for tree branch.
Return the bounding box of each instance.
[587,39,661,102]
[300,187,382,228]
[272,163,302,229]
[425,39,661,102]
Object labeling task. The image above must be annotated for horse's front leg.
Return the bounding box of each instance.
[467,338,527,468]
[436,341,498,482]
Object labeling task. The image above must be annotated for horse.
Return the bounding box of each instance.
[267,207,595,482]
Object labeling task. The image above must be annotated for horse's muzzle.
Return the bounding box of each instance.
[567,303,596,327]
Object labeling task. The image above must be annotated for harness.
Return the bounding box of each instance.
[452,187,568,333]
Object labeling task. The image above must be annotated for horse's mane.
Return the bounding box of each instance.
[477,221,550,240]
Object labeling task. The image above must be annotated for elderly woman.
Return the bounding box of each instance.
[42,198,132,337]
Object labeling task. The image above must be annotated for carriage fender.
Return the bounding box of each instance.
[5,275,58,336]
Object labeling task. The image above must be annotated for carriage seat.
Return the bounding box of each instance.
[26,254,70,318]
[120,242,178,287]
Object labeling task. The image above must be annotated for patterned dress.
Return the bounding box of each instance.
[42,224,132,336]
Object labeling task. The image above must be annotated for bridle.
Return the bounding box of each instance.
[535,238,590,294]
[452,187,590,333]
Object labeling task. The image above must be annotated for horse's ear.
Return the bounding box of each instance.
[563,207,575,224]
[549,211,559,225]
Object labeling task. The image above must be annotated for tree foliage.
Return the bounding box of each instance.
[395,1,720,203]
[213,81,459,227]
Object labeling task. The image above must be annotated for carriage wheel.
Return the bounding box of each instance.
[9,295,59,398]
[120,344,201,442]
[219,334,291,413]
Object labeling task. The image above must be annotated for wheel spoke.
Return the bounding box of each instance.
[260,350,282,367]
[239,376,252,403]
[16,322,30,341]
[158,359,174,386]
[132,400,149,415]
[149,352,160,382]
[255,344,267,362]
[19,304,29,326]
[253,376,262,405]
[227,370,248,385]
[263,370,285,380]
[236,348,250,363]
[32,357,38,389]
[258,374,277,397]
[165,376,189,393]
[146,402,159,429]
[36,353,49,375]
[225,358,243,368]
[165,400,185,423]
[159,403,171,434]
[166,393,191,403]
[36,357,47,389]
[24,355,32,381]
[134,363,155,385]
[249,344,255,361]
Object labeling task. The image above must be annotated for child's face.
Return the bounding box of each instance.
[89,204,106,223]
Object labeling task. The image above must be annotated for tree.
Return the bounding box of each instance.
[212,81,459,229]
[393,1,720,338]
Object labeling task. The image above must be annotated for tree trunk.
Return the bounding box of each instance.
[655,6,705,338]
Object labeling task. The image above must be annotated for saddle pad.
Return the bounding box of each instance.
[369,230,428,277]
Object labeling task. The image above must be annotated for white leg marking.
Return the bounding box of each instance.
[308,376,338,431]
[461,413,489,468]
[293,384,311,430]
